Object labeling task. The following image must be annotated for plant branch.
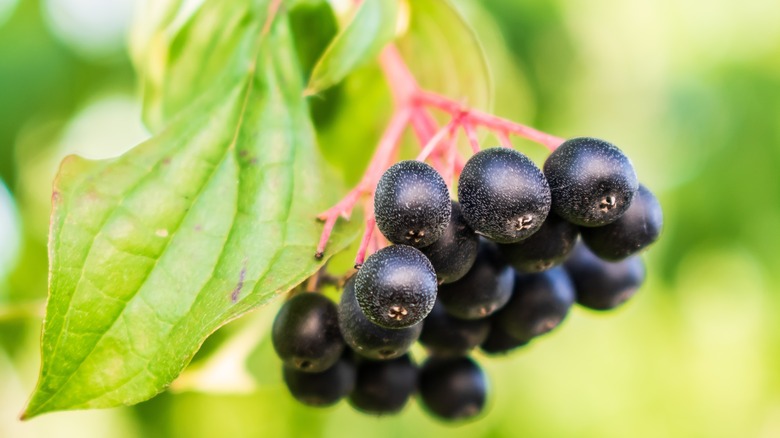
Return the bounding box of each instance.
[314,42,565,258]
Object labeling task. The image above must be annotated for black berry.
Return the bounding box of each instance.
[420,201,480,284]
[480,320,530,356]
[339,278,422,360]
[498,213,578,272]
[282,356,356,407]
[272,293,344,373]
[349,355,418,415]
[438,240,514,319]
[495,267,575,341]
[544,137,638,226]
[581,184,663,260]
[458,147,551,243]
[419,300,491,357]
[418,356,487,421]
[374,160,451,248]
[355,245,437,328]
[564,243,646,310]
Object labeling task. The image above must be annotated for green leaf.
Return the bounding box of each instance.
[23,11,360,419]
[132,0,264,132]
[305,0,399,95]
[398,0,493,111]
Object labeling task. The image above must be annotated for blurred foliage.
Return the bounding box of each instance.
[1,0,779,436]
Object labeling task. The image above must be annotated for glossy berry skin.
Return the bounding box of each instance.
[420,201,480,284]
[581,184,663,260]
[355,245,437,329]
[458,147,551,243]
[498,213,579,273]
[437,240,514,319]
[339,278,422,360]
[272,293,344,373]
[419,300,491,357]
[374,160,451,248]
[480,321,530,356]
[349,355,418,415]
[564,243,646,310]
[544,137,638,227]
[496,267,575,341]
[282,357,356,407]
[419,356,487,421]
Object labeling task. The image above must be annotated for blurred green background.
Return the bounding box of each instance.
[1,0,779,437]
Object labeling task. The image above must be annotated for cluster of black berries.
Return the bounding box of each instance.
[272,137,662,421]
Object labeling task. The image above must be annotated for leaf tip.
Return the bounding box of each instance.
[302,87,319,97]
[19,399,45,421]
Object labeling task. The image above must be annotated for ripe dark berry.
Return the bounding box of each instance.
[420,201,479,284]
[339,278,422,360]
[498,213,578,272]
[544,137,638,226]
[480,321,530,356]
[564,243,646,310]
[272,293,344,373]
[581,184,663,260]
[349,355,418,415]
[419,356,487,421]
[374,160,451,248]
[419,300,491,357]
[458,147,551,243]
[437,240,514,319]
[495,267,575,341]
[355,245,437,328]
[282,357,356,407]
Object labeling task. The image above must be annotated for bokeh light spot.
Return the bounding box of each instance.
[0,180,21,283]
[42,0,135,59]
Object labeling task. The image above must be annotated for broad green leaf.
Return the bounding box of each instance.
[23,11,360,418]
[397,0,493,112]
[305,0,399,94]
[132,0,263,132]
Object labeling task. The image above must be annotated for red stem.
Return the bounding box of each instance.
[416,117,457,162]
[354,216,375,268]
[415,90,565,151]
[497,130,513,149]
[462,121,481,153]
[379,46,419,104]
[315,107,411,258]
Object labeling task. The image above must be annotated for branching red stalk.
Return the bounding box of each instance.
[353,216,376,268]
[315,107,410,258]
[462,121,481,154]
[315,43,566,260]
[415,117,458,162]
[415,91,565,151]
[497,130,513,149]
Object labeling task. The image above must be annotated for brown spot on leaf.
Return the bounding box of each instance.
[231,262,248,303]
